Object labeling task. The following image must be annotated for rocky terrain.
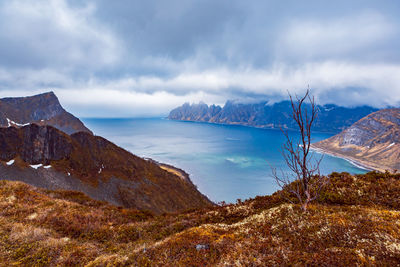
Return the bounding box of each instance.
[169,101,378,133]
[312,108,400,172]
[0,171,399,266]
[0,123,212,214]
[0,92,91,135]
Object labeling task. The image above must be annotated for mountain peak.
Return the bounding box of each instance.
[1,91,58,103]
[0,91,91,135]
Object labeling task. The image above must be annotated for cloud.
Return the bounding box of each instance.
[54,88,227,117]
[2,60,399,117]
[0,1,399,116]
[278,11,397,62]
[0,0,121,70]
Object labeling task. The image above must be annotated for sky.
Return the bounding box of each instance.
[0,0,399,117]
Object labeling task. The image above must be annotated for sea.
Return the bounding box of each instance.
[82,118,367,204]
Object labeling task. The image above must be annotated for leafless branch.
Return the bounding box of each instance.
[271,88,329,211]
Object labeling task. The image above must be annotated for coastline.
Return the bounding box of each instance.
[167,118,340,135]
[168,118,377,172]
[143,158,215,205]
[310,145,382,172]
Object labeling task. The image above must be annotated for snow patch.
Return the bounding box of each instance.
[67,172,71,176]
[98,164,104,174]
[6,159,15,165]
[43,165,51,169]
[30,164,43,169]
[6,118,30,127]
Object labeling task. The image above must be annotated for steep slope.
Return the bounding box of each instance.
[312,108,400,172]
[0,124,212,214]
[0,92,91,134]
[169,101,378,133]
[0,171,399,266]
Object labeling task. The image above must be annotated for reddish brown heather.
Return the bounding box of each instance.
[0,171,399,266]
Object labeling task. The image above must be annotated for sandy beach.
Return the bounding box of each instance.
[310,145,385,173]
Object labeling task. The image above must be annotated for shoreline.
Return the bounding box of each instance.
[167,118,340,135]
[143,158,215,205]
[310,145,381,172]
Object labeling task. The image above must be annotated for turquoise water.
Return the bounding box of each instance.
[82,118,367,203]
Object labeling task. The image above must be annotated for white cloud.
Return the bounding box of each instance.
[55,88,226,117]
[0,0,121,68]
[96,62,400,106]
[2,60,400,117]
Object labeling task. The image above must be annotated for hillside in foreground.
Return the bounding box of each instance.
[0,171,399,266]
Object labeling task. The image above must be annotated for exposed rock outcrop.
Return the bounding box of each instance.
[312,108,400,172]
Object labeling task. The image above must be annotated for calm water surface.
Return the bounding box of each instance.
[82,118,367,203]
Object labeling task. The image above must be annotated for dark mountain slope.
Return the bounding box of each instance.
[312,108,400,172]
[0,124,212,214]
[0,92,91,134]
[169,101,378,133]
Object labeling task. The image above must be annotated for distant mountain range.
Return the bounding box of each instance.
[312,108,400,172]
[169,101,378,133]
[0,91,91,134]
[0,92,212,214]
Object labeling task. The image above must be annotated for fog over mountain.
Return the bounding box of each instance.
[0,0,399,117]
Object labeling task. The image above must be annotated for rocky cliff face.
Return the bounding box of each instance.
[0,92,91,134]
[312,109,400,172]
[0,125,73,164]
[169,101,378,133]
[0,124,212,214]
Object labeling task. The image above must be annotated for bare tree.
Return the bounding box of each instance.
[272,89,328,211]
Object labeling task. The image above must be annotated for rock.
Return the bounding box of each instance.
[0,91,91,135]
[312,108,400,172]
[196,244,209,250]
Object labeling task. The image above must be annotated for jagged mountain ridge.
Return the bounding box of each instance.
[0,124,212,214]
[169,101,378,133]
[0,91,91,134]
[312,108,400,172]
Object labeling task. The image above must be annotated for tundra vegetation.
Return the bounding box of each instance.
[0,171,399,266]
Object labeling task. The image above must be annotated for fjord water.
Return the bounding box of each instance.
[83,118,367,203]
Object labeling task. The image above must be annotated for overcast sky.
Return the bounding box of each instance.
[0,0,399,117]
